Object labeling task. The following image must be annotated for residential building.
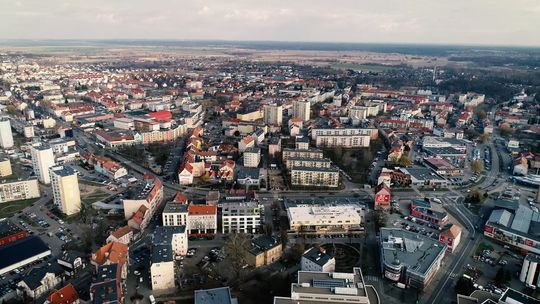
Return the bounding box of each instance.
[264,104,283,126]
[123,174,163,231]
[286,157,332,169]
[519,254,540,289]
[45,283,79,304]
[31,143,55,184]
[106,225,134,245]
[24,124,35,138]
[56,250,85,276]
[91,242,129,279]
[236,167,261,187]
[268,137,281,157]
[0,218,27,247]
[150,245,175,292]
[379,228,447,289]
[439,224,462,253]
[247,235,283,268]
[0,156,12,177]
[310,128,373,148]
[49,166,81,216]
[17,264,64,300]
[287,204,363,234]
[0,236,51,275]
[0,179,40,203]
[0,118,14,149]
[291,166,339,188]
[221,201,262,234]
[153,226,188,257]
[282,148,324,162]
[273,267,370,304]
[90,264,122,304]
[301,246,336,273]
[195,287,237,304]
[243,147,261,168]
[292,100,310,122]
[188,204,217,236]
[162,202,189,227]
[458,92,485,107]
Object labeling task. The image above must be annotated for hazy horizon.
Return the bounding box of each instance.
[2,0,539,47]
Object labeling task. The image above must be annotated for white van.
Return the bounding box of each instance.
[149,295,156,304]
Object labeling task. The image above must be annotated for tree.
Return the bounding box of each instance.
[398,155,412,167]
[455,277,475,296]
[467,187,487,204]
[263,222,273,236]
[373,210,387,229]
[224,233,250,281]
[471,160,484,174]
[5,105,17,115]
[499,124,515,137]
[494,267,505,286]
[479,133,490,143]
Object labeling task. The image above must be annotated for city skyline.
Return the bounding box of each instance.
[2,0,540,47]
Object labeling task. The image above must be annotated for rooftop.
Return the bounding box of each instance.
[195,287,235,304]
[380,228,447,276]
[163,201,189,214]
[302,246,334,266]
[152,226,186,246]
[292,267,368,298]
[0,236,51,273]
[152,245,173,263]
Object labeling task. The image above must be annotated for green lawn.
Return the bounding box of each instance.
[0,198,40,218]
[82,190,111,206]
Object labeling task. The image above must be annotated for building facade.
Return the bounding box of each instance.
[0,179,40,204]
[221,202,262,234]
[31,143,55,184]
[49,166,81,216]
[290,166,339,188]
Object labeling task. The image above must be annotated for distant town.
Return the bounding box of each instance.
[0,42,539,304]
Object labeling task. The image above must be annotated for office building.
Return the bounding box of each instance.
[49,166,81,216]
[379,228,446,289]
[519,254,540,289]
[287,204,362,234]
[31,143,55,184]
[292,100,310,122]
[301,246,336,273]
[0,118,14,149]
[274,267,370,304]
[188,204,217,236]
[221,201,262,234]
[264,104,283,126]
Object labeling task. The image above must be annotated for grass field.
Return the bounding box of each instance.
[82,190,111,206]
[0,198,40,218]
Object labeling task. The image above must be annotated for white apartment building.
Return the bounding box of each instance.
[301,247,336,273]
[264,104,283,126]
[286,157,332,169]
[0,156,12,177]
[282,148,324,162]
[290,166,340,188]
[311,128,373,148]
[49,165,81,216]
[0,118,14,149]
[221,202,262,234]
[459,93,485,107]
[287,205,363,233]
[153,226,188,257]
[520,254,540,289]
[150,246,175,292]
[0,179,40,203]
[243,147,261,168]
[292,100,310,122]
[188,204,217,235]
[23,125,35,138]
[31,143,55,184]
[162,203,189,227]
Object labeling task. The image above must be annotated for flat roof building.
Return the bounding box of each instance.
[0,236,51,275]
[379,228,447,289]
[195,287,237,304]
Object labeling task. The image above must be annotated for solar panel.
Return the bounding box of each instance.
[312,279,346,288]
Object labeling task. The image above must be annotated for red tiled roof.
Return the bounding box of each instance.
[48,284,79,304]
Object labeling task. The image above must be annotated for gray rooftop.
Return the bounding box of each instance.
[380,228,447,276]
[163,202,189,214]
[302,246,333,266]
[50,165,77,177]
[152,245,173,263]
[152,226,186,246]
[195,287,234,304]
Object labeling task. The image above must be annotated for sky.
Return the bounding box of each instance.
[2,0,540,46]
